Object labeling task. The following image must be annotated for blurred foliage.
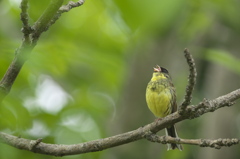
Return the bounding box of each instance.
[204,49,240,74]
[0,0,240,159]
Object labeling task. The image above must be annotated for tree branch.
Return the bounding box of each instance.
[0,0,84,102]
[1,1,239,157]
[179,48,197,114]
[186,89,240,119]
[31,0,64,43]
[20,0,32,39]
[0,89,239,156]
[1,0,34,99]
[0,42,34,102]
[145,133,239,149]
[46,0,85,30]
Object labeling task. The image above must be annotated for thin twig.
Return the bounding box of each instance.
[145,133,239,149]
[29,138,42,150]
[0,89,239,156]
[179,48,197,115]
[20,0,32,38]
[59,0,86,12]
[45,0,85,33]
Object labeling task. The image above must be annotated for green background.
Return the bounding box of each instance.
[0,0,240,158]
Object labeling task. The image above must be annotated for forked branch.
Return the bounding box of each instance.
[0,0,85,102]
[0,88,239,156]
[0,0,240,157]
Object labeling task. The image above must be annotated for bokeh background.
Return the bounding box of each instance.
[0,0,240,158]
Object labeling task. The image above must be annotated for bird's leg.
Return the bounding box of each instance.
[155,118,162,122]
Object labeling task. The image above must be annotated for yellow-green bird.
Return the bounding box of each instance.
[146,65,183,151]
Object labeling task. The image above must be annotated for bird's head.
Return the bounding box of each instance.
[151,65,170,81]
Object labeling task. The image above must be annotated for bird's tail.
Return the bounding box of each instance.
[165,125,183,151]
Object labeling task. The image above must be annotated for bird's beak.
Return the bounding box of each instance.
[153,65,161,72]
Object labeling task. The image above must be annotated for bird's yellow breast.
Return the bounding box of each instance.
[146,86,172,117]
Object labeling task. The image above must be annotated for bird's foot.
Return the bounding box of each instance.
[155,118,162,122]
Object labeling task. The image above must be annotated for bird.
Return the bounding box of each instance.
[146,65,183,151]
